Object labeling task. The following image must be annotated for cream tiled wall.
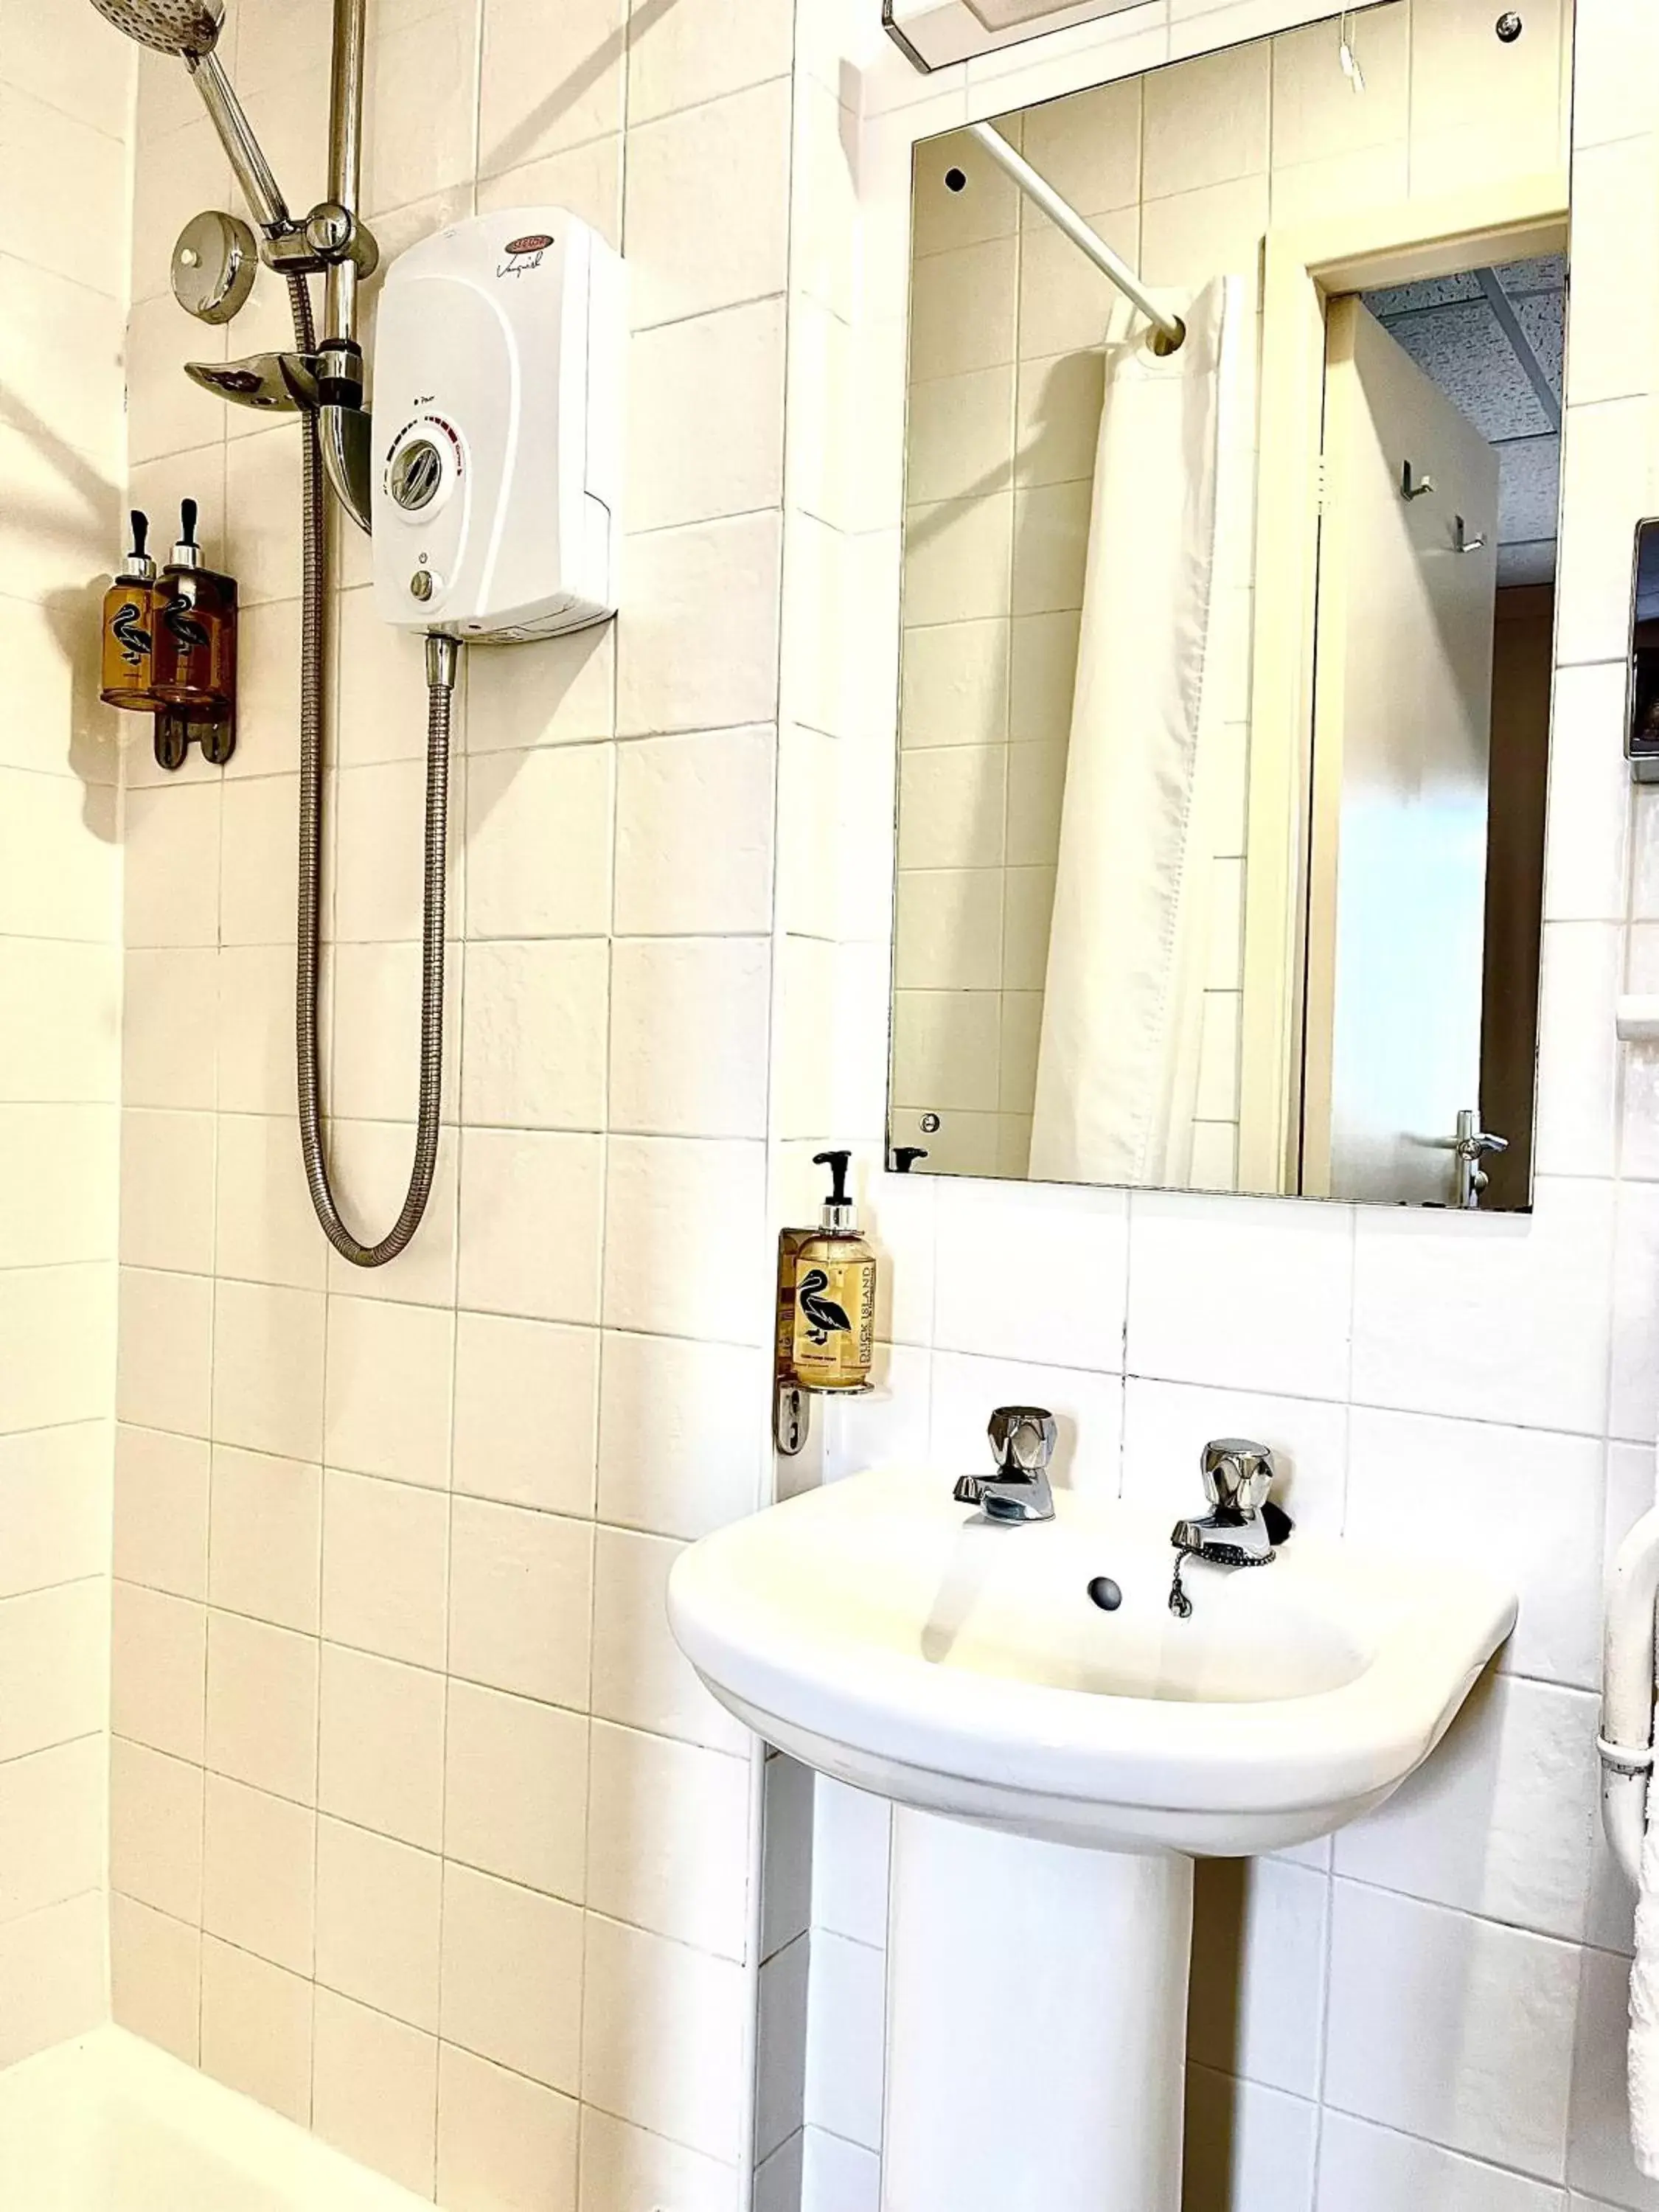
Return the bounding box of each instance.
[0,6,130,2073]
[787,0,1659,2208]
[110,1,809,2202]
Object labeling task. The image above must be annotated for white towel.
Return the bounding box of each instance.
[1632,1759,1659,2174]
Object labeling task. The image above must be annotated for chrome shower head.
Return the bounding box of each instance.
[87,0,223,58]
[89,0,224,56]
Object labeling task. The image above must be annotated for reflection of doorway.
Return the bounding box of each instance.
[1239,176,1569,1207]
[1300,256,1560,1208]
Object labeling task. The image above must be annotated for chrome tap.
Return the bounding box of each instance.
[1169,1439,1293,1616]
[954,1406,1057,1523]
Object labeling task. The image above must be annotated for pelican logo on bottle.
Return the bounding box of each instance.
[111,599,151,668]
[161,594,212,658]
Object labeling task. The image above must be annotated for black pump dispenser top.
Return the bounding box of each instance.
[170,498,202,570]
[122,509,156,584]
[813,1150,857,1234]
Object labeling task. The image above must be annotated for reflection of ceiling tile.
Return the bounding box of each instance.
[1511,289,1564,399]
[1359,254,1564,566]
[1493,252,1568,296]
[1498,434,1562,545]
[1377,299,1553,441]
[1363,271,1482,316]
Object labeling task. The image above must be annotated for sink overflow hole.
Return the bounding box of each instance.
[1086,1576,1123,1612]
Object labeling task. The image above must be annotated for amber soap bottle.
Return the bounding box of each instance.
[99,511,160,709]
[152,498,237,712]
[790,1150,877,1391]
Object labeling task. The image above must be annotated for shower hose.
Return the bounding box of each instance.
[287,274,455,1267]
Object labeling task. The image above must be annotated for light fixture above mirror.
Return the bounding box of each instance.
[883,0,1154,73]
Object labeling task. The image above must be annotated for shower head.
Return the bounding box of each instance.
[87,0,291,237]
[88,0,223,58]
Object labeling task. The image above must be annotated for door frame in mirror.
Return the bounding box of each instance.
[1239,172,1571,1198]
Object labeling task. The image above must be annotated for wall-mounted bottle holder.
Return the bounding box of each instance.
[100,504,238,771]
[773,1223,874,1458]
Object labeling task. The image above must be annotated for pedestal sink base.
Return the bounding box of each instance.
[882,1810,1193,2212]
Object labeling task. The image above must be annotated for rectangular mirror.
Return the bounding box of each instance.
[887,0,1570,1211]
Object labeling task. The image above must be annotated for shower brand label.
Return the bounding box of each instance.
[499,232,554,279]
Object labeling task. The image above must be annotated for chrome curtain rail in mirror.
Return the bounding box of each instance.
[886,0,1568,1214]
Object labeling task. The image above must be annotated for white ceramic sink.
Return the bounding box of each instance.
[669,1464,1516,2212]
[667,1464,1517,1854]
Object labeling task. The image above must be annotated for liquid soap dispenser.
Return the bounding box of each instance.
[100,511,161,710]
[790,1150,877,1392]
[151,499,237,714]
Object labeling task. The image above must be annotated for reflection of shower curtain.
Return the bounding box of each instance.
[1029,275,1245,1189]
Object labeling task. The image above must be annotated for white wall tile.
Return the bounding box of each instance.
[209,1445,321,1634]
[453,1310,599,1517]
[592,1525,748,1754]
[445,1677,588,1902]
[316,1815,442,2033]
[1129,1192,1354,1399]
[465,743,614,939]
[321,1468,449,1671]
[610,938,771,1138]
[586,1721,752,1959]
[934,1177,1127,1368]
[582,1910,751,2163]
[0,1579,108,1761]
[597,1330,769,1540]
[212,1279,326,1461]
[1184,2067,1318,2212]
[323,1295,454,1489]
[1315,2109,1565,2212]
[112,1734,204,1929]
[616,511,785,738]
[440,1861,583,2093]
[199,1934,313,2126]
[1333,1671,1599,1943]
[1346,1408,1603,1688]
[1323,1881,1577,2180]
[319,1643,445,1854]
[602,1136,769,1343]
[623,79,792,330]
[462,938,608,1131]
[457,1128,605,1324]
[449,1495,594,1708]
[438,2041,580,2212]
[114,1424,209,1600]
[1352,1180,1615,1436]
[311,1987,438,2199]
[627,299,787,532]
[201,1773,316,1978]
[205,1607,319,1806]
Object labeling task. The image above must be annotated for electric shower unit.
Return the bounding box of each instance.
[86,0,625,1270]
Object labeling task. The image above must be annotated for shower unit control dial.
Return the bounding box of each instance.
[370,206,623,641]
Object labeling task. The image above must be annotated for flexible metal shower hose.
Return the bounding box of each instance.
[286,272,453,1267]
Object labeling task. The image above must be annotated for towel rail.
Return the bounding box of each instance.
[1602,1503,1659,1886]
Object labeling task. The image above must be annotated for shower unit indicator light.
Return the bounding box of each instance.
[371,208,624,641]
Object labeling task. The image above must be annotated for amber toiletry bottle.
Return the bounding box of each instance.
[152,498,237,712]
[790,1150,877,1391]
[100,511,161,709]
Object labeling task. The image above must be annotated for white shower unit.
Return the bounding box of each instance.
[371,208,624,641]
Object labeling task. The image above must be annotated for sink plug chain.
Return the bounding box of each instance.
[1168,1556,1192,1618]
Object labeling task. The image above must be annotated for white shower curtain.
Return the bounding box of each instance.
[1028,274,1246,1189]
